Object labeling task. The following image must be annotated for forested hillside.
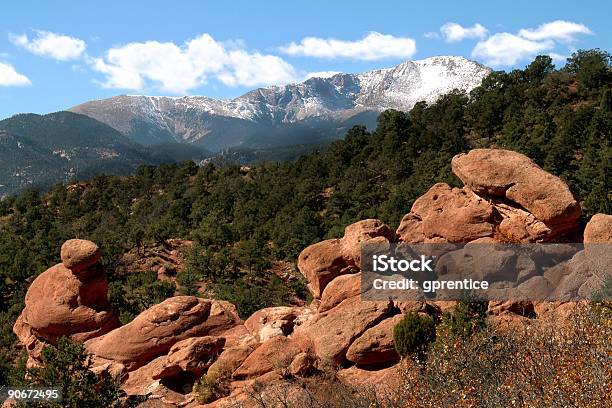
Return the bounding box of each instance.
[0,50,610,383]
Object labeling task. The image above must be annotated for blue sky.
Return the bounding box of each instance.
[0,0,609,119]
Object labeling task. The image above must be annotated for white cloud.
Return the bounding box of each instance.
[305,71,341,80]
[440,23,488,43]
[471,20,592,67]
[90,34,298,93]
[0,62,31,86]
[472,33,554,66]
[518,20,592,42]
[217,50,296,87]
[279,32,417,61]
[10,30,86,61]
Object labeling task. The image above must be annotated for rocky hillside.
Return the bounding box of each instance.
[0,112,211,196]
[69,56,490,151]
[12,149,611,407]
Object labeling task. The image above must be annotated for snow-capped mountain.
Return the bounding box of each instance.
[69,56,491,151]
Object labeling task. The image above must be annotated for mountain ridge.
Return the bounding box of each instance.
[69,56,491,151]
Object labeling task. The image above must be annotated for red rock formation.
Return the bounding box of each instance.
[85,296,240,370]
[298,219,395,297]
[397,183,495,243]
[13,239,119,367]
[346,314,403,365]
[452,149,581,240]
[584,213,612,243]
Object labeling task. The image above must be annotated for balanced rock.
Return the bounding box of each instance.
[13,239,119,366]
[60,239,101,272]
[452,149,580,239]
[298,219,394,297]
[85,296,240,370]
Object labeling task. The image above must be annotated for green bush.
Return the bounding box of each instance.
[26,337,121,407]
[444,301,488,338]
[393,312,436,360]
[194,373,227,404]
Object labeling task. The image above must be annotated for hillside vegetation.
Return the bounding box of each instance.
[0,50,610,383]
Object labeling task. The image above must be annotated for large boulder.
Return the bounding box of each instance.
[451,149,580,239]
[319,273,362,312]
[233,336,311,380]
[85,296,240,370]
[295,297,394,364]
[151,336,226,380]
[346,314,402,365]
[584,213,612,243]
[396,183,495,243]
[298,219,395,297]
[13,239,119,366]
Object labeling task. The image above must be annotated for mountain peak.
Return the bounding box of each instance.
[69,56,491,151]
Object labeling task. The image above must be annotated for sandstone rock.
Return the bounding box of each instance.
[298,219,394,297]
[533,301,580,321]
[396,183,495,243]
[60,239,101,272]
[19,265,117,342]
[121,356,168,396]
[289,351,315,376]
[219,324,257,349]
[297,239,352,299]
[495,203,551,242]
[342,219,396,264]
[85,297,240,370]
[584,213,612,243]
[207,345,255,380]
[244,306,304,342]
[152,336,226,380]
[452,149,580,239]
[336,364,403,396]
[346,314,402,365]
[233,336,310,380]
[319,273,362,312]
[13,241,119,366]
[90,361,126,380]
[296,297,394,364]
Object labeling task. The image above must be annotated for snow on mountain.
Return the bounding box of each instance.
[69,56,491,151]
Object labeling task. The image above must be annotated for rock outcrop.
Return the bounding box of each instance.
[397,149,581,243]
[13,239,119,366]
[397,183,495,243]
[298,219,395,297]
[12,149,609,408]
[85,297,240,370]
[346,314,403,366]
[452,149,581,240]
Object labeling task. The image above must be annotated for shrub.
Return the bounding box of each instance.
[444,300,487,338]
[194,372,228,404]
[393,312,436,360]
[26,337,121,407]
